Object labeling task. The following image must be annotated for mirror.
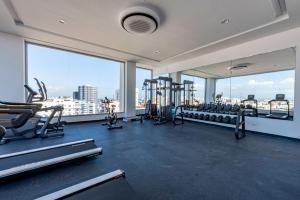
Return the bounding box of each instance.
[182,47,296,120]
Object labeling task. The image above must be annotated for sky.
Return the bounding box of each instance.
[181,74,206,101]
[215,70,295,101]
[27,44,295,102]
[27,44,121,99]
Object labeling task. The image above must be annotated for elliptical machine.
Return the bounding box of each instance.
[102,97,123,130]
[0,78,65,144]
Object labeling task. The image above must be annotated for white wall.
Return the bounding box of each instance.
[0,32,25,102]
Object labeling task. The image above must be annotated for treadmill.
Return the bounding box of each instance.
[241,95,258,117]
[266,94,290,120]
[0,139,102,181]
[35,170,139,200]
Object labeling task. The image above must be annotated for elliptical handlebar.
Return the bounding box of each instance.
[41,81,48,101]
[34,78,45,101]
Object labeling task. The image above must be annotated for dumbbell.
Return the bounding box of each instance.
[188,113,194,118]
[194,113,199,119]
[223,116,232,124]
[204,114,210,121]
[197,104,204,111]
[209,115,217,121]
[224,104,232,114]
[230,104,241,115]
[199,114,204,120]
[216,115,223,123]
[209,104,217,113]
[184,112,189,118]
[231,117,237,125]
[216,104,224,113]
[178,112,184,117]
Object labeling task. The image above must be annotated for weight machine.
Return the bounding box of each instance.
[142,79,158,119]
[154,77,173,125]
[182,80,195,107]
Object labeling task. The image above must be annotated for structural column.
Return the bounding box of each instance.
[205,78,216,103]
[124,61,136,119]
[170,72,181,106]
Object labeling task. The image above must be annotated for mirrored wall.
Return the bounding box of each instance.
[182,47,296,120]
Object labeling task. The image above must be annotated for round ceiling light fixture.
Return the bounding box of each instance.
[120,6,160,35]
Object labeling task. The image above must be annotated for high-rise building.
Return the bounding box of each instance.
[115,89,120,101]
[73,91,79,100]
[77,85,98,103]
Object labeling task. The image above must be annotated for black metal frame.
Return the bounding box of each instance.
[235,110,246,140]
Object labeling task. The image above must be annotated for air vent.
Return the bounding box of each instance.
[120,6,160,35]
[228,63,252,71]
[122,14,157,34]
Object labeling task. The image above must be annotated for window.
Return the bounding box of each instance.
[136,67,152,109]
[215,70,295,112]
[27,43,124,116]
[181,74,206,104]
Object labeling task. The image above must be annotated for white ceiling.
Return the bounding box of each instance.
[183,48,296,78]
[0,0,300,67]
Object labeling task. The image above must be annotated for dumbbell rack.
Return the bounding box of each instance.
[177,109,246,139]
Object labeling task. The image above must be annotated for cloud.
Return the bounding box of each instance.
[47,85,65,91]
[279,77,294,85]
[248,80,274,86]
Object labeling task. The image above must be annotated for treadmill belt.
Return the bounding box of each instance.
[0,141,97,170]
[65,178,140,200]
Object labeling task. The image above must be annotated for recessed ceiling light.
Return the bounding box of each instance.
[221,19,230,24]
[154,50,160,54]
[58,19,65,24]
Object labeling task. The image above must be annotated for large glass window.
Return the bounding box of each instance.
[136,67,152,109]
[181,74,206,103]
[215,70,295,112]
[27,43,124,116]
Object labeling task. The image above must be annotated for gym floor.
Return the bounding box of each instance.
[0,120,299,200]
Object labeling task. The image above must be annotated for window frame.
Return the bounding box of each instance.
[135,66,153,110]
[25,41,126,117]
[181,73,207,104]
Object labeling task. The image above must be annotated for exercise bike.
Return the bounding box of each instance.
[102,97,122,130]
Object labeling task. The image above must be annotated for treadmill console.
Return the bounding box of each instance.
[275,94,285,101]
[247,95,255,100]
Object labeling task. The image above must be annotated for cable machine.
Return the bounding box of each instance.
[154,77,173,125]
[183,80,194,106]
[171,82,182,107]
[142,79,158,119]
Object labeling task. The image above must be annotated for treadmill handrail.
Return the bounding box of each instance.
[0,100,42,107]
[268,99,290,118]
[0,148,102,179]
[0,139,95,159]
[35,169,125,200]
[0,108,33,115]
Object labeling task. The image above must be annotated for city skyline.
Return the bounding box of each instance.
[27,44,121,99]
